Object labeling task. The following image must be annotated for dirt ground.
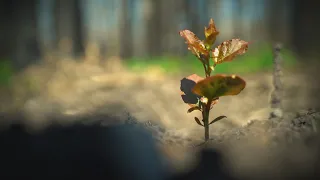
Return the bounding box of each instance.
[0,56,320,179]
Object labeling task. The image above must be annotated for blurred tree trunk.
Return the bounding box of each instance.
[0,0,14,61]
[134,0,148,57]
[233,0,245,39]
[54,0,84,58]
[207,0,222,45]
[249,0,268,43]
[183,0,202,38]
[119,0,133,59]
[242,0,254,41]
[146,0,162,57]
[37,0,56,60]
[291,0,320,59]
[159,0,180,56]
[174,0,189,56]
[209,0,221,24]
[202,0,209,22]
[10,0,41,70]
[266,0,288,44]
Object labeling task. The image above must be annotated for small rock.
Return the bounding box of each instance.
[269,108,283,119]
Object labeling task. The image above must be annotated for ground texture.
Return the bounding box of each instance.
[0,57,320,179]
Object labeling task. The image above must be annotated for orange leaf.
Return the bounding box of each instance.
[192,74,246,101]
[179,30,209,62]
[212,39,248,65]
[204,18,219,48]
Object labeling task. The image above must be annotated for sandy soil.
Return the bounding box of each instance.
[0,56,320,179]
[3,57,318,130]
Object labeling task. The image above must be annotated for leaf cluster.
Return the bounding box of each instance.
[179,19,249,127]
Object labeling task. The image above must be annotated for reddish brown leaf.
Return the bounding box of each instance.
[204,18,219,48]
[212,39,248,65]
[192,74,246,101]
[179,30,209,62]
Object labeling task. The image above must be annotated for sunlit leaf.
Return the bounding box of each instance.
[204,18,219,48]
[179,30,209,63]
[212,39,248,65]
[194,117,204,126]
[192,74,246,101]
[209,115,227,125]
[209,66,215,71]
[187,106,201,113]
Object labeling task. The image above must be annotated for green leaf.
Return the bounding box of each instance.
[209,115,227,125]
[192,74,246,101]
[194,117,204,126]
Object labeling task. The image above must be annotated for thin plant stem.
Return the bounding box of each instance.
[202,99,212,141]
[202,63,209,77]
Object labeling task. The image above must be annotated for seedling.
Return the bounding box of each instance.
[179,19,249,142]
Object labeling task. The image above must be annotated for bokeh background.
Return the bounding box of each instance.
[0,0,319,134]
